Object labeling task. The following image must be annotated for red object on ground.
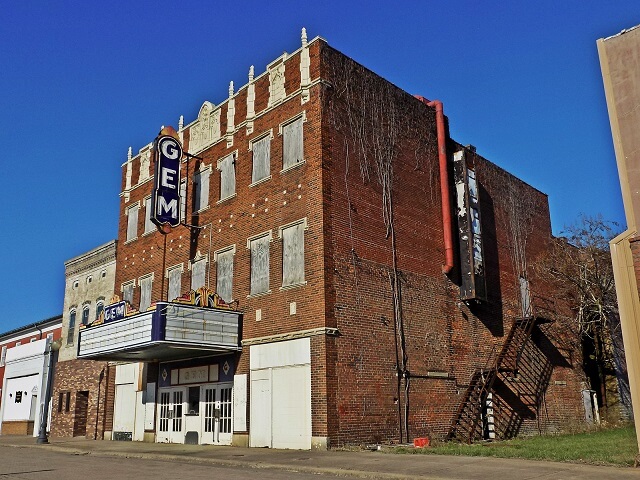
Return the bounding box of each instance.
[413,437,430,448]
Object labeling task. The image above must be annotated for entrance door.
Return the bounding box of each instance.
[200,383,233,445]
[156,388,185,443]
[73,391,89,437]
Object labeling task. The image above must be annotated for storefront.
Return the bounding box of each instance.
[156,356,236,445]
[78,297,243,445]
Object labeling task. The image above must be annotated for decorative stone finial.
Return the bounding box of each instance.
[301,27,308,46]
[229,81,234,97]
[249,65,254,82]
[178,115,184,131]
[127,146,132,162]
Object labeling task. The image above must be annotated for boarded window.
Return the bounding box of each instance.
[219,154,236,200]
[282,222,305,286]
[81,307,90,326]
[126,204,139,241]
[250,235,270,295]
[283,117,303,170]
[216,248,234,302]
[144,197,155,234]
[168,266,182,301]
[140,275,153,311]
[67,310,76,345]
[191,258,207,290]
[180,179,187,220]
[520,277,531,318]
[251,135,271,183]
[123,282,134,305]
[194,167,210,212]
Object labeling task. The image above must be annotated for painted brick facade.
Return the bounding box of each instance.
[50,241,116,439]
[104,31,586,446]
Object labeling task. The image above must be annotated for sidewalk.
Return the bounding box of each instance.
[0,435,637,480]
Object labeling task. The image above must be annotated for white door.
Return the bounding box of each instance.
[113,383,136,436]
[272,365,311,449]
[156,388,185,443]
[250,365,311,449]
[249,369,272,447]
[200,383,233,445]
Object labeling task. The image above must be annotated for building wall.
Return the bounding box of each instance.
[0,320,62,416]
[599,24,640,450]
[321,44,585,444]
[59,240,117,361]
[51,240,116,439]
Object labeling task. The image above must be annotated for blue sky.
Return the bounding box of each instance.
[0,1,636,332]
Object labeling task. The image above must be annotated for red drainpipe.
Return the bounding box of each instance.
[415,95,454,274]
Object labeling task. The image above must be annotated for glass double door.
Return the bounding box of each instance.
[201,383,233,445]
[157,383,232,445]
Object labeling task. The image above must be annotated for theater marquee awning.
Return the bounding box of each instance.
[78,302,242,362]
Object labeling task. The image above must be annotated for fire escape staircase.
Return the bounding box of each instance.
[448,301,554,444]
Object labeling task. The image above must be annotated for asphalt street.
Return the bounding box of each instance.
[0,436,638,480]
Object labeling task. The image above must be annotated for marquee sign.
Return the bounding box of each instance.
[151,128,183,230]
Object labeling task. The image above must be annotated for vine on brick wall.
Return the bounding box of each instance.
[327,53,436,442]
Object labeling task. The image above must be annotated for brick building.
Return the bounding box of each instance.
[0,316,62,436]
[50,241,117,439]
[78,30,587,448]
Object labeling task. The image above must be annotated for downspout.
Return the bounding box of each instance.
[415,95,454,274]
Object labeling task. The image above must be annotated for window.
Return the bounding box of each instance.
[280,219,307,287]
[57,392,64,412]
[95,300,104,321]
[251,133,271,184]
[180,179,187,220]
[520,277,532,318]
[194,165,210,212]
[0,346,6,367]
[67,309,76,345]
[191,257,207,291]
[139,274,154,311]
[215,246,235,303]
[282,116,304,170]
[218,153,236,201]
[248,232,271,296]
[81,306,90,326]
[167,264,183,301]
[122,280,135,305]
[144,196,155,234]
[126,203,140,242]
[65,391,71,412]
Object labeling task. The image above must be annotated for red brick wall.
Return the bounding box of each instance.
[50,359,109,439]
[321,44,585,444]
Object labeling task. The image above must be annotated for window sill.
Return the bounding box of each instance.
[194,205,211,214]
[124,237,138,244]
[249,175,272,188]
[247,289,272,299]
[280,160,306,175]
[142,229,155,237]
[280,281,307,291]
[217,193,237,205]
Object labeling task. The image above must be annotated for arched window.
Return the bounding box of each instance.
[67,309,76,346]
[95,300,104,321]
[82,306,90,326]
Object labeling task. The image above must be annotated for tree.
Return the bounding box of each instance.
[540,215,629,419]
